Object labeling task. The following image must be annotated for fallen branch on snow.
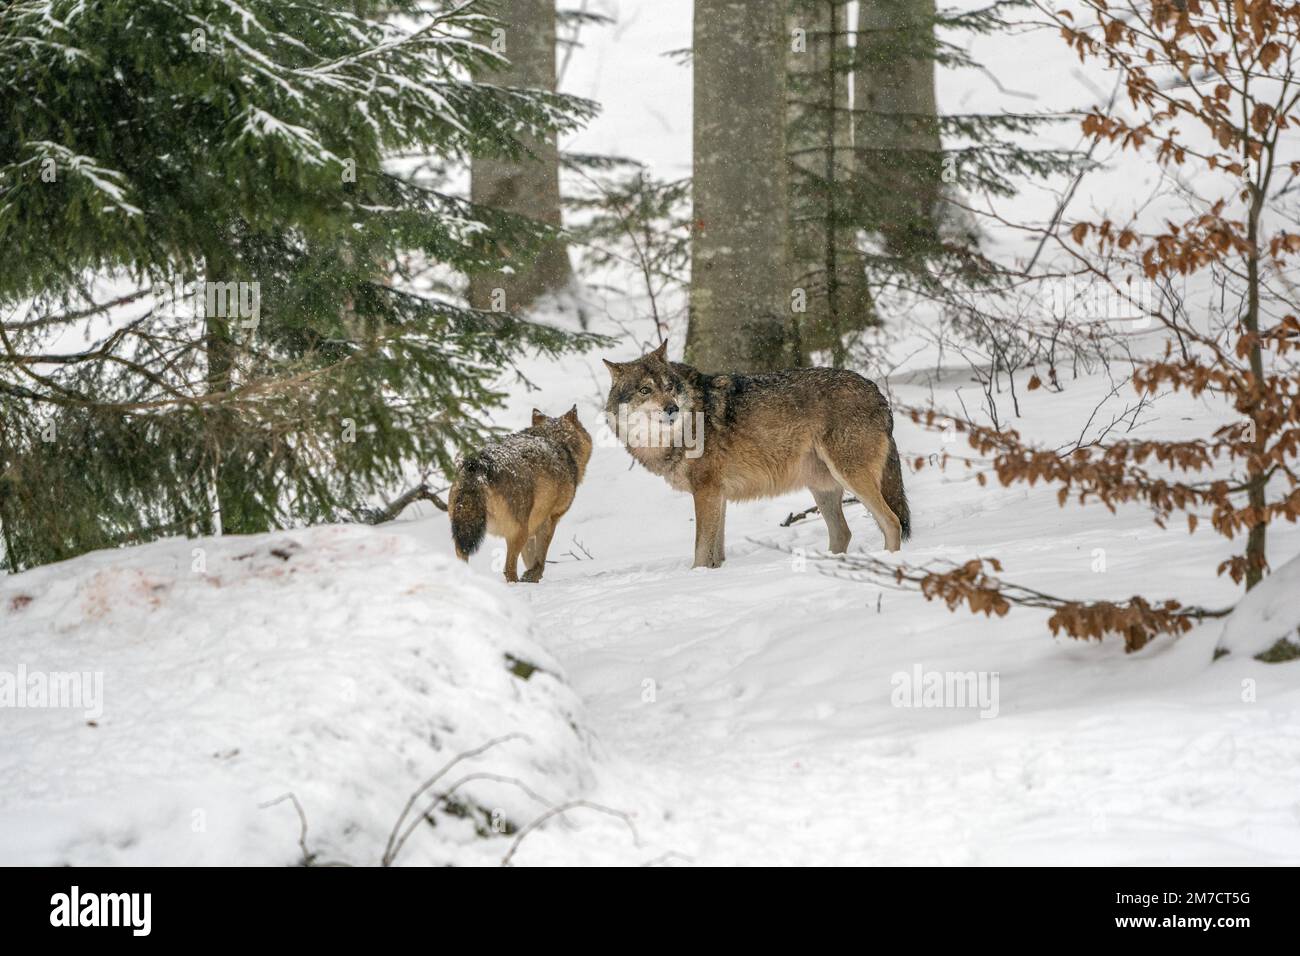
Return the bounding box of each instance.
[780,496,858,527]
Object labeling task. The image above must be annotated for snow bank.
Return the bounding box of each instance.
[1217,554,1300,661]
[0,525,595,866]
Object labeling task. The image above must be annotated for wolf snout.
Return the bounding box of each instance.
[663,403,680,420]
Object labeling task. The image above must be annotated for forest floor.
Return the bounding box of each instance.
[7,299,1298,865]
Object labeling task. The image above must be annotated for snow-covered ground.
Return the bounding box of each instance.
[5,315,1299,865]
[3,1,1299,866]
[383,300,1300,865]
[0,527,598,866]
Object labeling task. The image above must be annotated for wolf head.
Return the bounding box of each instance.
[531,405,593,470]
[602,341,693,427]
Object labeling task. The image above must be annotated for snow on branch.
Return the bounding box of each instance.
[236,106,344,167]
[4,142,140,217]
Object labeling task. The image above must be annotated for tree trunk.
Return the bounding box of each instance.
[854,0,943,253]
[1244,184,1267,591]
[203,245,252,536]
[0,447,18,570]
[687,0,795,372]
[787,0,872,364]
[469,0,572,313]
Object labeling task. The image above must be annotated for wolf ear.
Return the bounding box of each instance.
[602,358,624,378]
[531,407,546,426]
[563,404,579,425]
[649,340,669,363]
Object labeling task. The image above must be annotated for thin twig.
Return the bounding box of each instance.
[260,792,315,867]
[500,800,641,867]
[381,733,528,866]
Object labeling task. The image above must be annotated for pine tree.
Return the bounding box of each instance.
[0,0,601,570]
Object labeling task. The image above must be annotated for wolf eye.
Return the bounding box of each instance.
[638,386,652,395]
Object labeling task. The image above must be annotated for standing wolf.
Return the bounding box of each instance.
[449,406,592,583]
[603,342,910,567]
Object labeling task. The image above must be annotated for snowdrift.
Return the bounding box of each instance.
[0,525,595,865]
[1218,553,1300,662]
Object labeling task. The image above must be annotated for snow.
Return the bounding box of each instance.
[1218,554,1300,661]
[24,339,1300,865]
[0,526,596,866]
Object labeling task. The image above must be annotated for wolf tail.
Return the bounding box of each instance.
[450,460,488,559]
[882,436,911,541]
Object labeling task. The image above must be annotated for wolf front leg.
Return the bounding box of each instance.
[692,486,725,569]
[710,499,726,566]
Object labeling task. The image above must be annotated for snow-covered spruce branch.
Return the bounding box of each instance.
[1,142,140,217]
[298,0,489,80]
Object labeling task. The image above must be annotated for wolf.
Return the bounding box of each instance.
[448,406,592,583]
[603,342,910,567]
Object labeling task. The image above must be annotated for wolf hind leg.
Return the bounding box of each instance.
[521,523,543,574]
[811,486,851,553]
[503,530,527,583]
[816,436,902,552]
[521,517,557,583]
